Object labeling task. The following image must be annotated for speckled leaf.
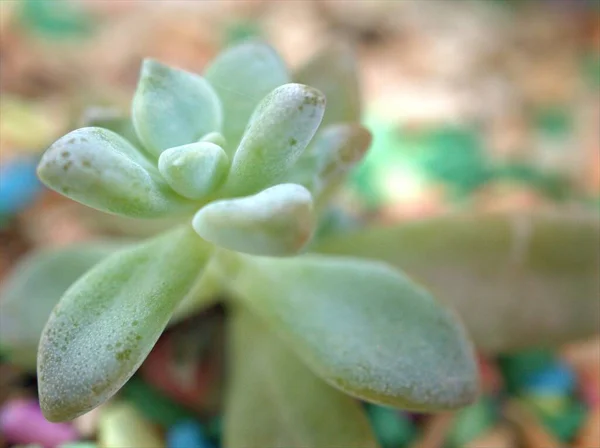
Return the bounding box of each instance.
[227,253,479,410]
[290,124,372,198]
[222,83,325,196]
[225,307,379,448]
[316,212,600,353]
[37,127,193,218]
[0,243,123,370]
[158,141,229,200]
[294,42,361,126]
[193,184,315,256]
[132,59,222,157]
[204,41,289,154]
[37,226,212,422]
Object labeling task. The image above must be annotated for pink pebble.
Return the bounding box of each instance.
[0,398,79,448]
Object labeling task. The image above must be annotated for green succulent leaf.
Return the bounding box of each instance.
[158,141,229,200]
[37,127,194,218]
[37,226,212,422]
[0,243,122,370]
[295,42,361,126]
[222,83,325,196]
[226,253,479,411]
[132,59,222,157]
[193,183,315,256]
[291,123,372,198]
[204,41,289,153]
[225,307,380,448]
[316,212,600,353]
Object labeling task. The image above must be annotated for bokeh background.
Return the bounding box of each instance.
[1,0,599,447]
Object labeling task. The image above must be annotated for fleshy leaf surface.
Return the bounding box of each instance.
[37,226,212,422]
[316,212,600,353]
[226,253,479,410]
[158,141,229,200]
[291,123,372,198]
[79,107,144,149]
[224,307,379,448]
[37,127,193,218]
[193,183,315,256]
[222,83,325,196]
[132,59,222,157]
[204,41,289,153]
[0,243,122,370]
[294,42,361,126]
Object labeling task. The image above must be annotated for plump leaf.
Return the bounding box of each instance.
[222,83,325,196]
[0,243,122,370]
[226,253,479,410]
[158,142,229,200]
[290,124,372,198]
[294,42,361,126]
[37,127,194,218]
[204,41,289,153]
[132,59,222,157]
[224,307,379,448]
[193,184,315,256]
[316,212,600,353]
[37,226,212,422]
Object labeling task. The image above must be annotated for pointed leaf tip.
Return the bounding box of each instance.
[132,59,222,157]
[193,183,315,256]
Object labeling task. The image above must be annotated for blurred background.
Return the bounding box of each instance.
[0,0,599,447]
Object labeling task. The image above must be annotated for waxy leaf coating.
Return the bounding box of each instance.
[132,59,222,157]
[37,127,192,218]
[223,83,325,196]
[204,41,290,153]
[193,183,315,256]
[227,254,479,411]
[158,141,229,200]
[225,308,379,448]
[37,226,212,422]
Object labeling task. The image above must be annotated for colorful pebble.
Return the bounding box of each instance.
[0,157,43,217]
[0,398,78,448]
[523,361,575,395]
[98,402,164,448]
[167,420,213,448]
[446,396,497,447]
[367,405,416,448]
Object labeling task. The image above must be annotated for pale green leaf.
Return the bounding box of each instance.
[316,212,600,353]
[79,107,144,149]
[37,226,212,422]
[37,127,194,218]
[222,83,325,196]
[0,243,122,370]
[226,253,479,411]
[224,307,380,448]
[193,184,315,256]
[204,41,289,154]
[132,59,222,157]
[158,141,229,200]
[291,123,372,198]
[295,42,361,126]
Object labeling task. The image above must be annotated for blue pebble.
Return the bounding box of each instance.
[524,361,575,395]
[0,157,43,216]
[167,420,213,448]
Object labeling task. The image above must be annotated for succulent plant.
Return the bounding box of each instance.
[2,40,482,446]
